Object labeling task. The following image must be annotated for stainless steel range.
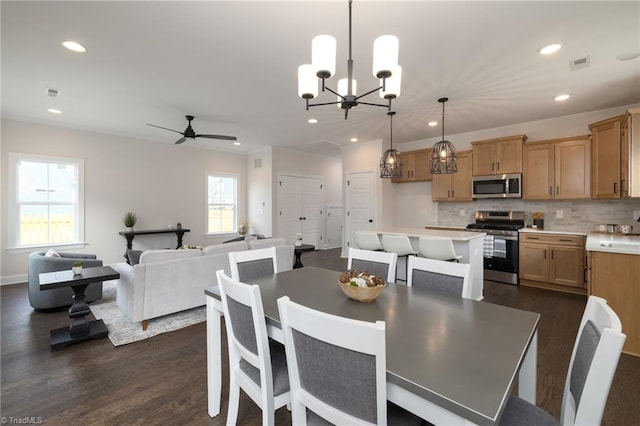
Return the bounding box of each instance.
[466,211,525,285]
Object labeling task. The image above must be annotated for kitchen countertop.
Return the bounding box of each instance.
[375,227,486,241]
[586,233,640,255]
[519,228,587,236]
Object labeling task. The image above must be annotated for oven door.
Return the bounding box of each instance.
[483,235,519,284]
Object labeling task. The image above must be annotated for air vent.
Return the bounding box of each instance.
[254,158,262,169]
[47,88,61,97]
[569,55,590,71]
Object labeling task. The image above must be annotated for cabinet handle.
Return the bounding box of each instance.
[544,249,547,259]
[613,182,618,194]
[491,162,495,171]
[528,237,540,240]
[559,238,573,242]
[549,186,552,196]
[551,249,554,260]
[556,185,559,195]
[497,162,500,171]
[451,190,455,198]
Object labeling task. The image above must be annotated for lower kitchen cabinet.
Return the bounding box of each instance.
[519,232,586,294]
[590,251,640,356]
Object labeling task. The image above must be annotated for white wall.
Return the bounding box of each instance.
[1,119,247,283]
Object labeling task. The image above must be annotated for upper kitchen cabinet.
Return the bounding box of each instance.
[432,150,472,201]
[590,115,624,199]
[523,136,590,200]
[621,108,640,198]
[471,135,527,176]
[391,148,432,183]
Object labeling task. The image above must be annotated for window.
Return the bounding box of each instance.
[207,174,237,234]
[9,153,84,249]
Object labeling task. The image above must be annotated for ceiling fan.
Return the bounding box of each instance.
[147,115,237,144]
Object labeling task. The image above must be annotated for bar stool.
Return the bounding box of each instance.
[381,234,417,282]
[418,236,463,262]
[355,231,383,251]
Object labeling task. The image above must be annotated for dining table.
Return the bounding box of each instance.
[204,266,540,425]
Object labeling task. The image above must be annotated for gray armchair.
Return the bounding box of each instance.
[28,252,103,310]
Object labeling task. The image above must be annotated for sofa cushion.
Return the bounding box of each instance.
[203,241,248,256]
[248,237,287,250]
[139,249,202,264]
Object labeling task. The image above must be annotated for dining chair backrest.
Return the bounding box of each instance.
[355,231,384,251]
[228,246,278,282]
[381,234,417,257]
[407,256,471,299]
[347,247,398,284]
[560,295,626,425]
[418,236,463,262]
[216,270,290,425]
[277,295,386,425]
[500,296,626,426]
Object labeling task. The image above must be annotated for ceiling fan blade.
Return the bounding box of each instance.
[147,123,185,135]
[174,137,188,145]
[196,134,238,141]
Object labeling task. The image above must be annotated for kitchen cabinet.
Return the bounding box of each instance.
[590,251,640,356]
[590,115,623,199]
[432,151,472,201]
[471,135,527,176]
[391,148,432,183]
[522,136,590,200]
[621,108,640,198]
[519,232,586,293]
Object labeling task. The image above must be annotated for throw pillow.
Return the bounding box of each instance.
[127,249,143,266]
[44,248,61,258]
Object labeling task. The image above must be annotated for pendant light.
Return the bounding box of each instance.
[380,111,402,179]
[430,97,458,174]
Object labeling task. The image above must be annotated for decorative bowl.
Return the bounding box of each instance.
[339,281,386,303]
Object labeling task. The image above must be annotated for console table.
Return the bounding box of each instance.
[118,228,190,260]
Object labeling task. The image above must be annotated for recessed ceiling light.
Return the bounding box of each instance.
[539,43,562,55]
[428,121,438,127]
[554,94,570,102]
[617,49,640,61]
[47,108,62,114]
[307,118,318,124]
[233,141,241,146]
[62,40,87,53]
[350,138,358,142]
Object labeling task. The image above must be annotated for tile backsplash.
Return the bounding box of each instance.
[438,199,640,233]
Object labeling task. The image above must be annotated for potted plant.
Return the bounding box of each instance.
[124,211,137,232]
[72,261,83,275]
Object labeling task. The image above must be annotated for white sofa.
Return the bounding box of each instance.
[113,238,294,329]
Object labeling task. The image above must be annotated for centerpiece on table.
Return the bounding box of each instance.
[338,269,386,303]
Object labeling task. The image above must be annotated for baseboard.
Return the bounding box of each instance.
[519,279,587,295]
[1,273,27,286]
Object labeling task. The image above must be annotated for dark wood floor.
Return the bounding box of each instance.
[2,248,638,425]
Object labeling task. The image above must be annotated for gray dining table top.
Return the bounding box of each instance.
[205,266,540,425]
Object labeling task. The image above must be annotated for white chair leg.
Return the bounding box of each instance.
[263,398,275,425]
[226,376,240,426]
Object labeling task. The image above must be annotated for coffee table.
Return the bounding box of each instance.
[39,266,119,351]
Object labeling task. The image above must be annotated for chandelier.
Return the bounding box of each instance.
[380,111,402,178]
[297,0,402,120]
[430,97,458,174]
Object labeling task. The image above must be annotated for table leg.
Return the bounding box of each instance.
[207,296,224,417]
[518,329,537,404]
[293,251,303,269]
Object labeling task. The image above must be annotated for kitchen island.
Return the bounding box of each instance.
[586,233,640,357]
[373,227,486,300]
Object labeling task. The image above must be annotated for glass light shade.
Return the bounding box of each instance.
[372,35,399,78]
[298,64,318,99]
[380,148,402,178]
[380,65,402,99]
[312,35,336,78]
[430,140,458,174]
[337,78,357,106]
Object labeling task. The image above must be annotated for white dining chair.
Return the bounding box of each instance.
[381,234,417,282]
[277,296,423,425]
[228,246,278,282]
[347,247,398,284]
[355,231,384,251]
[418,236,463,262]
[216,270,290,425]
[500,295,626,426]
[407,256,472,299]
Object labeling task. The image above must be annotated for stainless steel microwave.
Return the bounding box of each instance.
[472,173,522,199]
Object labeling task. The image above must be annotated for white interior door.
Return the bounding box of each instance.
[326,205,343,249]
[277,175,322,248]
[301,178,322,248]
[346,170,376,250]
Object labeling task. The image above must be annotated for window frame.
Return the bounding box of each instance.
[7,152,86,252]
[205,172,238,236]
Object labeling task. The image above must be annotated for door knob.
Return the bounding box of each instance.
[368,219,373,223]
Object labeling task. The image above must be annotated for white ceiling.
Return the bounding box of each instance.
[2,1,639,157]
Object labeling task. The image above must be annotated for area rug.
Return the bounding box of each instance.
[89,280,205,347]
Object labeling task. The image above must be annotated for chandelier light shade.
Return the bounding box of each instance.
[430,97,458,174]
[298,0,402,119]
[380,111,403,179]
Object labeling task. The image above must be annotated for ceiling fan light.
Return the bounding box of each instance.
[298,64,318,99]
[380,65,402,99]
[312,35,336,78]
[372,35,399,79]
